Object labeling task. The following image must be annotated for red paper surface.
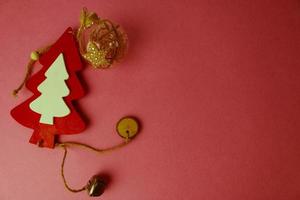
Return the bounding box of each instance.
[0,1,300,200]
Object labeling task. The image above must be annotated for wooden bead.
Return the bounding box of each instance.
[116,117,139,139]
[30,51,40,61]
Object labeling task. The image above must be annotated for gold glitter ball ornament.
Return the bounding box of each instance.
[77,8,128,69]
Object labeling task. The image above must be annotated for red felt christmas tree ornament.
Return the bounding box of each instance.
[11,8,140,197]
[11,28,86,148]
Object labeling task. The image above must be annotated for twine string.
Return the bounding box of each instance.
[56,139,130,193]
[59,145,86,193]
[12,46,51,97]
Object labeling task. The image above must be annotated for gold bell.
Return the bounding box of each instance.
[86,175,106,197]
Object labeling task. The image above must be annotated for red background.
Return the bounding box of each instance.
[0,0,299,199]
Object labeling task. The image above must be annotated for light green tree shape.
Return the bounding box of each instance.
[29,53,70,125]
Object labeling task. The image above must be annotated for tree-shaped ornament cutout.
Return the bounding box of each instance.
[11,28,86,148]
[29,54,71,125]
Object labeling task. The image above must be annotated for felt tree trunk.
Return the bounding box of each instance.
[11,28,86,148]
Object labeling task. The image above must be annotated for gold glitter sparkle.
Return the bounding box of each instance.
[83,42,110,68]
